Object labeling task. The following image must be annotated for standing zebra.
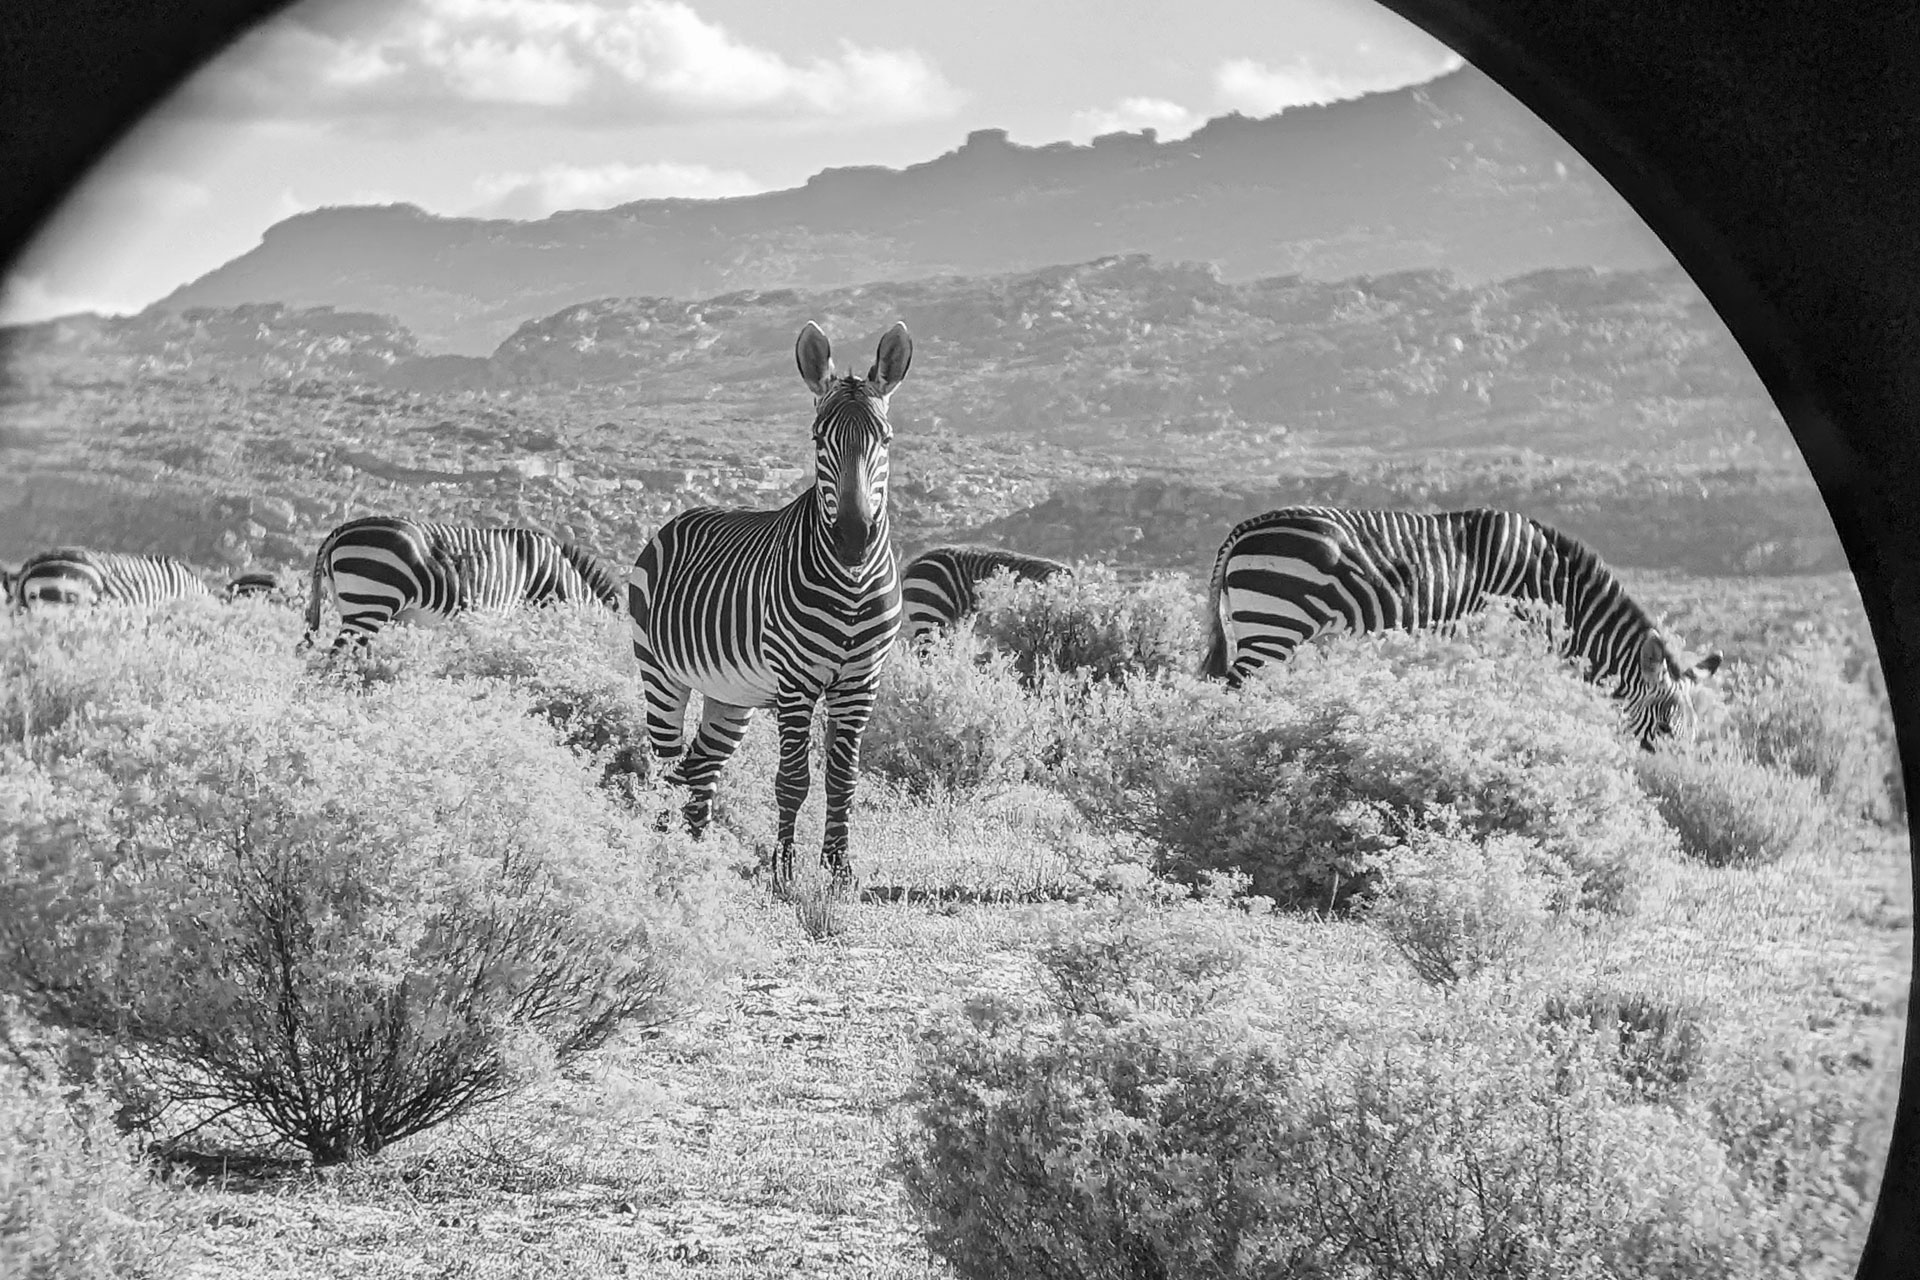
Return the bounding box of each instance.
[1202,506,1722,748]
[899,545,1073,647]
[628,321,911,883]
[10,547,214,609]
[300,517,624,652]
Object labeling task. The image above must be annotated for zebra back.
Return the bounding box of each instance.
[13,547,213,608]
[1203,505,1721,745]
[901,545,1072,643]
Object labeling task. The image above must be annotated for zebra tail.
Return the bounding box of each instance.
[300,539,329,648]
[1199,540,1232,680]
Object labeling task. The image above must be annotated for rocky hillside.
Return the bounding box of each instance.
[0,257,1830,580]
[147,68,1671,355]
[11,258,1788,470]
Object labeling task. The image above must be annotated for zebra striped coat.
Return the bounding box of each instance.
[301,517,624,652]
[224,572,290,604]
[9,547,213,609]
[628,321,911,882]
[899,545,1072,646]
[1202,506,1723,747]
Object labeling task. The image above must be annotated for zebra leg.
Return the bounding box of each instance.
[666,699,754,839]
[820,684,877,883]
[771,689,820,885]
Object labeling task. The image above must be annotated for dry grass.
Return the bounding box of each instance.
[131,812,1909,1279]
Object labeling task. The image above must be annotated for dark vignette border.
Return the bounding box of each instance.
[2,1,1915,1275]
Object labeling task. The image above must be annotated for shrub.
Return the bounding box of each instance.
[1635,745,1827,866]
[312,606,657,800]
[2,597,304,755]
[860,631,1051,799]
[1721,644,1897,824]
[0,1069,181,1278]
[1538,983,1711,1103]
[897,892,1753,1280]
[0,671,732,1165]
[1367,828,1559,988]
[1055,607,1671,914]
[973,566,1202,686]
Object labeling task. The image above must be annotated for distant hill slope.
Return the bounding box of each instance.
[147,68,1673,356]
[9,256,1782,469]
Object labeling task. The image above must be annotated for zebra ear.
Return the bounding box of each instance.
[867,321,912,394]
[796,321,834,394]
[1686,651,1724,682]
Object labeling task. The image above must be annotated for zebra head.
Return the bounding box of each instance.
[796,320,912,570]
[1622,631,1724,749]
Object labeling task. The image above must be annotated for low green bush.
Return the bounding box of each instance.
[0,1068,182,1279]
[861,631,1051,800]
[973,565,1202,686]
[1055,607,1671,914]
[0,664,734,1165]
[1635,745,1827,867]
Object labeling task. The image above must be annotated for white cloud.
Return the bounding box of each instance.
[177,0,964,130]
[1213,48,1466,116]
[466,159,764,218]
[0,273,142,325]
[1066,96,1204,144]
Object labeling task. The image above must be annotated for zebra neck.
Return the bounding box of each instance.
[798,497,895,587]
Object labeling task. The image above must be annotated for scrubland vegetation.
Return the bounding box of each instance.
[0,571,1907,1278]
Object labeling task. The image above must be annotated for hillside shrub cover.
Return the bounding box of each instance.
[1054,607,1672,914]
[861,631,1051,800]
[1366,828,1562,988]
[0,1070,182,1279]
[1634,744,1827,867]
[0,616,734,1165]
[972,565,1202,687]
[897,890,1756,1280]
[1719,643,1898,825]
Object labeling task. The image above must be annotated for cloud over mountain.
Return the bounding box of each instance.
[176,0,966,130]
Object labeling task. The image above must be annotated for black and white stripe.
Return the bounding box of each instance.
[224,572,290,604]
[899,545,1072,647]
[10,547,214,609]
[628,321,911,882]
[300,517,624,652]
[1202,506,1723,748]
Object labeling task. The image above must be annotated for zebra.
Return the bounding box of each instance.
[898,545,1073,648]
[1201,506,1723,748]
[9,547,215,610]
[628,320,911,884]
[299,516,624,652]
[224,572,289,604]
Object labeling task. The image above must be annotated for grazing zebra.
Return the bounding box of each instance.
[899,545,1073,647]
[224,572,288,603]
[10,547,214,609]
[1201,506,1723,748]
[300,516,624,652]
[628,321,911,883]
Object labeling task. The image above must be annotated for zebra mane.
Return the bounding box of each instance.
[1529,517,1667,654]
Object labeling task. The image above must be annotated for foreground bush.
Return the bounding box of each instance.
[973,565,1202,686]
[1720,643,1898,825]
[0,669,732,1165]
[0,1069,180,1278]
[1635,745,1827,866]
[312,605,656,800]
[898,891,1752,1280]
[861,632,1052,799]
[1056,607,1672,913]
[1367,828,1561,987]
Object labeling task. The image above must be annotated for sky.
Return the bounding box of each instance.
[0,0,1468,325]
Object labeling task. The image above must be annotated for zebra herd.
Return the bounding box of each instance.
[3,319,1724,880]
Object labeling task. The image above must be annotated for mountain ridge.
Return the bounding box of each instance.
[147,67,1674,356]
